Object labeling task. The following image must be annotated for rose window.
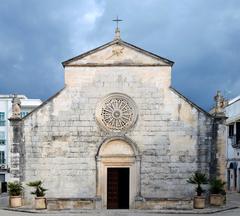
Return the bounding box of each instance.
[96,93,138,132]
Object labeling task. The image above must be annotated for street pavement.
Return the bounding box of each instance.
[0,208,240,216]
[0,193,8,207]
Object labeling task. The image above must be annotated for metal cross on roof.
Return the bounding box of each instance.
[112,16,123,29]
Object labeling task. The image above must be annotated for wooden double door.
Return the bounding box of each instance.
[107,168,129,209]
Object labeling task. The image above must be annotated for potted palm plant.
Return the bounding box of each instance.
[209,178,226,206]
[187,172,208,209]
[27,180,47,209]
[8,181,23,208]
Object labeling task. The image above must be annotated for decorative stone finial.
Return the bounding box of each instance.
[112,16,122,40]
[214,90,226,115]
[11,94,21,119]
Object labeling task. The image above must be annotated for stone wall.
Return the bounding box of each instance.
[19,63,213,209]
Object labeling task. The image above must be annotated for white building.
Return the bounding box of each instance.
[225,96,240,192]
[0,94,41,185]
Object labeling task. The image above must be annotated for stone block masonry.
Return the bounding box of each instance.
[8,38,223,210]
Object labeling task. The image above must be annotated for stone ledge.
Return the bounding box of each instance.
[135,197,193,210]
[47,197,98,201]
[46,197,97,210]
[144,197,192,201]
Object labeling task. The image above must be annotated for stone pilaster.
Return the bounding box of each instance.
[8,94,23,182]
[8,117,23,182]
[210,91,227,181]
[210,114,227,181]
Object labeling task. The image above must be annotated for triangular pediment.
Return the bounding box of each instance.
[62,39,174,67]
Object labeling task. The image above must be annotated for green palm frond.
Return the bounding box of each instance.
[8,182,23,196]
[187,172,208,185]
[210,178,226,194]
[27,180,47,197]
[187,172,208,196]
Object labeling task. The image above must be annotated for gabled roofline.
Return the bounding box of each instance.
[21,87,65,120]
[170,87,213,118]
[62,39,174,67]
[122,40,174,66]
[226,95,240,107]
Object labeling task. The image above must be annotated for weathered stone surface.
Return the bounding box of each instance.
[9,39,216,209]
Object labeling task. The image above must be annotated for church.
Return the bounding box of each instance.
[9,27,226,210]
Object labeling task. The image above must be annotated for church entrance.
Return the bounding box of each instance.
[96,137,141,209]
[107,168,129,209]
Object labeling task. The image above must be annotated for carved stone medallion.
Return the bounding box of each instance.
[96,93,138,132]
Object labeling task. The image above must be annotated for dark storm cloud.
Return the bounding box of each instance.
[0,0,103,99]
[0,0,240,110]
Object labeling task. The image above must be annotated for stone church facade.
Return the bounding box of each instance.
[9,31,226,210]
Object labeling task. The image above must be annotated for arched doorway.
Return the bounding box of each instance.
[95,137,141,209]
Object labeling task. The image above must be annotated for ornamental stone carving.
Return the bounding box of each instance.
[214,90,227,115]
[11,94,21,119]
[96,93,138,132]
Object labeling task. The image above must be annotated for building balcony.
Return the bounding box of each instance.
[228,135,240,148]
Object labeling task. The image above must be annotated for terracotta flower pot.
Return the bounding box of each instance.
[35,197,47,209]
[193,196,205,209]
[210,194,224,206]
[9,196,22,208]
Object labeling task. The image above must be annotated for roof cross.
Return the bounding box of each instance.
[112,16,123,29]
[112,16,122,40]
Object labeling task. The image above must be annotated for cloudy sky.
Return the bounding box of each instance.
[0,0,239,110]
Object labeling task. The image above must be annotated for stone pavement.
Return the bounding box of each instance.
[0,192,239,215]
[0,193,8,207]
[226,191,240,207]
[0,208,240,216]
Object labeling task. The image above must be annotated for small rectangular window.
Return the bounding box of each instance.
[20,111,29,118]
[0,131,5,139]
[0,112,4,120]
[236,122,240,144]
[0,151,5,164]
[0,131,5,145]
[0,112,5,126]
[0,174,5,182]
[229,124,234,137]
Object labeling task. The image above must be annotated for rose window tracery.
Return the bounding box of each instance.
[96,93,138,132]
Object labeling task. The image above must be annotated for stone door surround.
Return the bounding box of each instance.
[96,137,141,209]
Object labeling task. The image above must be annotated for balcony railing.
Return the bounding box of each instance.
[228,135,240,148]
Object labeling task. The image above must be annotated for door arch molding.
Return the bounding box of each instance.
[96,136,140,158]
